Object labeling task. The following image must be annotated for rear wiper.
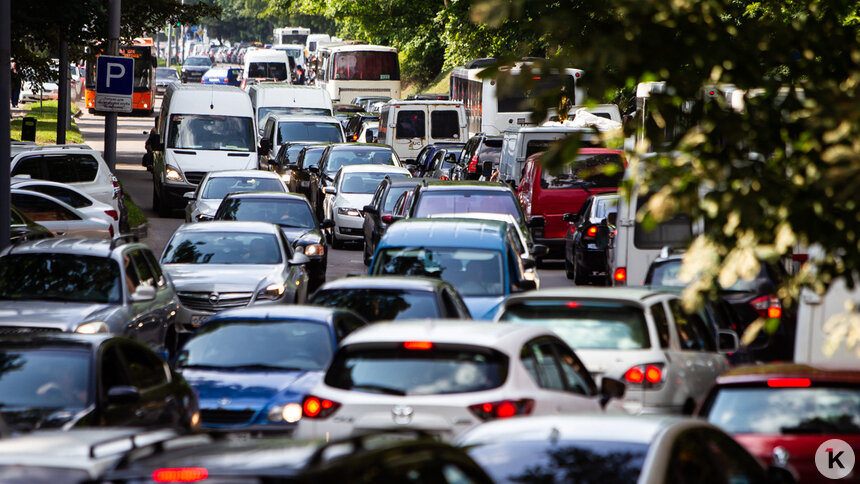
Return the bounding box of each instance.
[351,384,407,396]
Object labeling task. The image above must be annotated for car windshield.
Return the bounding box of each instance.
[310,289,439,322]
[258,107,332,124]
[278,121,342,144]
[184,57,211,67]
[156,68,178,80]
[201,176,284,199]
[324,149,397,175]
[179,321,333,371]
[326,346,507,395]
[0,254,121,303]
[383,186,413,212]
[466,439,648,484]
[414,191,521,220]
[706,387,860,435]
[499,300,651,350]
[0,348,92,408]
[373,247,505,297]
[163,232,282,265]
[216,198,316,228]
[340,172,402,194]
[168,114,255,152]
[540,153,625,189]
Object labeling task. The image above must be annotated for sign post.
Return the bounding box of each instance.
[95,55,134,113]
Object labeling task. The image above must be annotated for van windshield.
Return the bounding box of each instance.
[168,114,255,152]
[248,62,288,81]
[540,153,624,189]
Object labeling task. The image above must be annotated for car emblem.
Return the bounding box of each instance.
[209,292,220,304]
[218,397,231,406]
[391,405,413,424]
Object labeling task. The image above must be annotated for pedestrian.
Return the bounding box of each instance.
[10,60,22,108]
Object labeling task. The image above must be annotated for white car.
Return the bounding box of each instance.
[495,287,739,415]
[184,170,286,222]
[323,164,411,248]
[12,178,120,236]
[293,320,625,442]
[11,189,111,238]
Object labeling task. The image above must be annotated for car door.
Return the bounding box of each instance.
[364,180,386,247]
[668,299,714,402]
[98,343,140,426]
[393,107,428,161]
[520,337,600,414]
[122,248,164,348]
[117,341,181,427]
[141,248,178,347]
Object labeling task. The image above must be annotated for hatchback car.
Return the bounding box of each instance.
[310,276,471,321]
[344,113,380,142]
[564,192,619,284]
[10,188,112,238]
[0,334,199,433]
[12,178,121,236]
[183,169,286,222]
[362,177,429,265]
[496,287,738,415]
[160,221,310,334]
[0,237,179,353]
[175,305,367,433]
[295,321,624,442]
[200,67,243,86]
[456,134,503,180]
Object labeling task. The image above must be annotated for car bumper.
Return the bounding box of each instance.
[578,246,611,275]
[163,182,197,210]
[334,214,365,240]
[533,237,566,257]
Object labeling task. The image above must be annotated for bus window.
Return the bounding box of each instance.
[431,111,460,139]
[396,111,425,139]
[333,51,400,81]
[498,74,576,113]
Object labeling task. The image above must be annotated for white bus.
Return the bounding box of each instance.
[450,58,584,136]
[273,27,310,46]
[316,44,400,103]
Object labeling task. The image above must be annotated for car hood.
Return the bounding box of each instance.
[182,368,323,410]
[1,406,90,433]
[165,265,284,292]
[0,301,116,332]
[334,193,373,211]
[167,149,257,171]
[462,296,505,320]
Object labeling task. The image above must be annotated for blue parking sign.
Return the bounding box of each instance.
[96,55,134,95]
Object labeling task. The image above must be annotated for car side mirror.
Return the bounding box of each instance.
[259,139,271,153]
[183,191,196,200]
[528,216,545,228]
[521,257,536,270]
[290,252,311,265]
[308,166,320,174]
[324,187,336,195]
[363,205,377,215]
[531,244,549,258]
[717,329,739,353]
[107,385,141,404]
[562,212,579,223]
[320,218,335,229]
[599,376,626,408]
[287,163,299,171]
[130,285,157,302]
[518,279,537,292]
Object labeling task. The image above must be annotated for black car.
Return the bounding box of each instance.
[214,191,334,291]
[454,133,503,180]
[344,113,379,142]
[0,334,199,434]
[426,148,463,180]
[413,142,465,177]
[180,55,212,83]
[100,430,494,484]
[362,176,429,265]
[284,144,331,218]
[272,140,327,179]
[310,276,472,321]
[563,192,619,285]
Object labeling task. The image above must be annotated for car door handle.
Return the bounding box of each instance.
[55,231,65,236]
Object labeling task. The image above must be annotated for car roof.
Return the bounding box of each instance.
[421,181,512,192]
[224,191,307,202]
[316,276,450,292]
[336,164,410,174]
[380,218,510,250]
[173,221,282,235]
[204,304,354,325]
[341,320,552,349]
[714,363,860,385]
[504,286,673,305]
[3,237,140,257]
[268,114,341,123]
[253,83,326,92]
[204,170,281,179]
[329,143,393,151]
[388,177,433,187]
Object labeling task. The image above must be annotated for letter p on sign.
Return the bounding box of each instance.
[105,63,125,88]
[96,55,134,96]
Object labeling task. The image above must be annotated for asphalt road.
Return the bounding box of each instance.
[75,98,573,289]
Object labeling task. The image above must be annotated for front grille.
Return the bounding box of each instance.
[185,171,206,185]
[339,227,364,235]
[178,292,253,312]
[201,409,256,425]
[0,326,63,336]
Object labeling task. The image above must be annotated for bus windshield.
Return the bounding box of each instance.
[333,51,399,81]
[85,45,153,91]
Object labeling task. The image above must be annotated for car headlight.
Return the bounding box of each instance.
[337,207,361,217]
[76,321,109,334]
[523,270,537,281]
[301,243,325,257]
[256,282,286,301]
[280,172,291,183]
[166,165,185,183]
[267,402,302,423]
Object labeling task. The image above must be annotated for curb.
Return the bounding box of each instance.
[131,223,148,239]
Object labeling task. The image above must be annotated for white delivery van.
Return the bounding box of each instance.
[497,126,602,187]
[306,34,331,56]
[242,49,291,89]
[378,101,467,163]
[152,83,257,217]
[248,83,333,134]
[795,275,860,369]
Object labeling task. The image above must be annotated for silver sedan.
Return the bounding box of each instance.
[11,188,111,238]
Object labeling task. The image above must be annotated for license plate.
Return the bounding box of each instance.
[226,432,252,442]
[190,314,206,326]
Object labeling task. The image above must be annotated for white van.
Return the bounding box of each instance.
[795,276,860,368]
[497,126,602,187]
[378,101,467,163]
[306,34,331,56]
[241,49,291,89]
[152,83,257,217]
[248,83,333,133]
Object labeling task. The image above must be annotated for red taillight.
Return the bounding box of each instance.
[440,175,449,181]
[624,366,644,383]
[404,341,433,350]
[625,363,664,387]
[767,378,811,388]
[302,395,340,419]
[352,134,358,141]
[566,301,579,308]
[468,399,534,421]
[585,226,598,238]
[381,214,393,223]
[645,365,662,384]
[751,295,781,319]
[468,155,479,172]
[613,267,627,284]
[105,209,118,221]
[152,467,209,483]
[768,306,782,319]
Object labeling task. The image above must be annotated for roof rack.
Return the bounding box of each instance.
[109,234,140,250]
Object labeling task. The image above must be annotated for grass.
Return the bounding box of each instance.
[402,67,453,97]
[11,100,84,145]
[124,190,148,228]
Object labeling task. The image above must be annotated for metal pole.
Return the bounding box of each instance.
[57,39,68,144]
[166,24,172,67]
[0,0,11,249]
[104,0,120,171]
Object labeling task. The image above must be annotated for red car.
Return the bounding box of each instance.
[697,364,860,483]
[517,148,624,258]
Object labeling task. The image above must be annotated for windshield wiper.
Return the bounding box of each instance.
[351,384,407,396]
[279,224,309,229]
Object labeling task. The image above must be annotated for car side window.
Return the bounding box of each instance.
[141,249,167,288]
[669,300,704,351]
[26,184,92,208]
[11,156,43,178]
[650,302,671,348]
[123,251,142,295]
[120,343,167,389]
[44,154,98,183]
[101,345,130,394]
[334,315,365,341]
[577,198,593,222]
[129,249,156,288]
[667,429,765,484]
[279,231,294,258]
[551,340,597,396]
[690,311,717,352]
[371,181,386,207]
[523,339,565,391]
[520,343,543,387]
[12,193,80,221]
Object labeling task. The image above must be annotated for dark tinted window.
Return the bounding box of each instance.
[13,154,99,183]
[669,300,716,351]
[373,247,505,297]
[247,62,288,80]
[11,157,42,178]
[178,321,334,371]
[326,345,508,395]
[0,348,91,408]
[162,232,282,265]
[12,193,80,221]
[201,176,284,199]
[650,302,671,348]
[128,250,155,289]
[552,341,598,395]
[541,153,624,189]
[141,249,166,288]
[0,254,121,303]
[216,198,316,228]
[168,114,255,152]
[414,191,520,220]
[300,147,327,169]
[497,74,576,112]
[467,439,647,484]
[332,51,399,81]
[21,184,92,208]
[310,288,440,322]
[396,110,425,139]
[431,111,460,139]
[278,121,343,144]
[121,343,166,389]
[324,148,397,174]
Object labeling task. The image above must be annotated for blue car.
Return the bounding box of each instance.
[201,67,243,87]
[368,218,537,319]
[174,305,367,433]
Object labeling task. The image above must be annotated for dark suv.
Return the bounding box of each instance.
[455,133,503,180]
[344,113,379,142]
[180,55,212,83]
[361,177,428,265]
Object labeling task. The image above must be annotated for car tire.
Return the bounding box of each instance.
[363,240,372,266]
[331,232,345,250]
[565,254,575,280]
[573,252,588,286]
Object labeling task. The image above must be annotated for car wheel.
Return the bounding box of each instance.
[573,251,588,286]
[363,240,372,266]
[565,253,575,280]
[331,232,345,250]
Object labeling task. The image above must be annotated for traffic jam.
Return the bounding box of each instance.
[1,26,858,484]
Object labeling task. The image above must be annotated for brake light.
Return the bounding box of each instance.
[585,226,598,238]
[566,301,579,308]
[404,341,433,350]
[767,378,811,388]
[302,395,341,419]
[613,267,627,284]
[352,134,358,141]
[104,209,118,221]
[624,363,664,387]
[468,154,479,172]
[468,399,534,421]
[644,365,662,384]
[381,214,393,223]
[624,366,644,383]
[152,467,209,483]
[440,175,449,181]
[751,295,781,319]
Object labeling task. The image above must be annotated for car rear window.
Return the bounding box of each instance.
[162,232,282,265]
[706,386,860,435]
[278,121,342,144]
[12,154,99,183]
[326,344,508,395]
[373,247,505,297]
[431,111,460,139]
[414,191,520,220]
[499,300,651,350]
[310,289,440,322]
[396,110,425,139]
[201,176,285,199]
[540,153,624,190]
